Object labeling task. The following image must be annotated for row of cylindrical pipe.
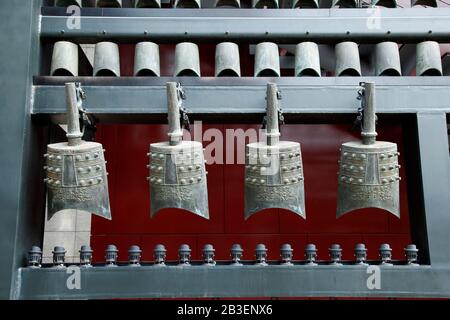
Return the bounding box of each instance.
[27,243,420,268]
[54,0,438,9]
[50,40,444,77]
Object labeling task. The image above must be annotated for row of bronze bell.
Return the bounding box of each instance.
[50,40,444,77]
[44,81,400,223]
[53,0,440,9]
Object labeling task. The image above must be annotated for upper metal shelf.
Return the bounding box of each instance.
[40,8,450,43]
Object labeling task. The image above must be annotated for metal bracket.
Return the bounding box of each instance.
[176,83,191,132]
[75,82,97,141]
[352,82,377,132]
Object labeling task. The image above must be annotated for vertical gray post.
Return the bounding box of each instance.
[416,112,450,266]
[266,83,280,146]
[65,83,83,146]
[361,82,377,145]
[167,82,183,146]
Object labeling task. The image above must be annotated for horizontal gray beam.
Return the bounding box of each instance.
[16,265,450,299]
[32,77,450,122]
[40,8,450,43]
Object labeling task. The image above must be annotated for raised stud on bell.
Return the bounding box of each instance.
[134,42,160,77]
[27,246,42,268]
[50,41,78,76]
[335,42,361,76]
[295,42,321,77]
[93,42,121,77]
[329,244,343,266]
[305,243,318,266]
[128,245,142,267]
[254,42,280,77]
[105,244,118,267]
[174,42,201,77]
[253,0,279,8]
[375,42,402,76]
[416,41,443,76]
[202,244,216,266]
[255,244,268,266]
[230,244,244,266]
[215,42,241,77]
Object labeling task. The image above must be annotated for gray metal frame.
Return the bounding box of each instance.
[1,2,450,299]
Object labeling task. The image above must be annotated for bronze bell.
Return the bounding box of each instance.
[45,83,111,220]
[148,82,209,219]
[244,83,306,220]
[336,82,400,218]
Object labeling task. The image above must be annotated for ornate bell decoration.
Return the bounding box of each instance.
[148,82,209,219]
[245,83,306,220]
[336,82,400,218]
[44,83,111,220]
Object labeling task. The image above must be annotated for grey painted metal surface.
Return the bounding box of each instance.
[134,42,160,76]
[15,265,450,299]
[335,42,361,76]
[174,42,201,77]
[295,42,321,77]
[40,8,450,43]
[215,42,241,77]
[93,42,120,77]
[374,42,401,76]
[50,41,79,76]
[416,41,443,76]
[32,77,450,118]
[0,0,44,299]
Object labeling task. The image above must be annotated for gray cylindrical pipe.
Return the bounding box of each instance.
[134,42,160,77]
[253,0,279,8]
[174,0,201,8]
[96,0,122,7]
[335,41,361,77]
[215,42,241,77]
[65,83,83,146]
[295,42,321,77]
[215,0,241,7]
[135,0,161,7]
[50,41,79,76]
[174,42,201,77]
[254,42,280,77]
[167,82,183,146]
[266,83,280,146]
[416,41,442,76]
[55,0,82,6]
[293,0,319,8]
[374,42,401,76]
[93,42,121,77]
[361,82,377,145]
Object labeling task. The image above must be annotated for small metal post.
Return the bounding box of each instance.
[153,244,167,266]
[202,244,216,266]
[178,244,191,265]
[52,246,66,269]
[255,244,268,266]
[305,244,318,266]
[404,244,419,266]
[230,244,243,266]
[105,244,118,267]
[27,246,42,268]
[354,243,368,266]
[379,243,393,266]
[329,244,343,266]
[128,245,142,267]
[65,83,83,147]
[360,82,377,145]
[280,243,293,265]
[79,245,93,268]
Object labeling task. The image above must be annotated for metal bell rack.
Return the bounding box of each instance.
[1,0,450,299]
